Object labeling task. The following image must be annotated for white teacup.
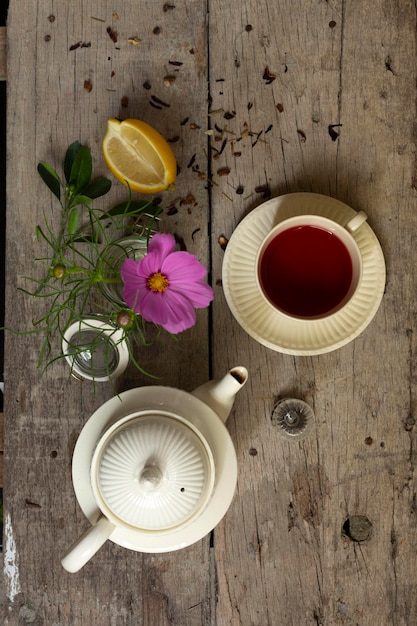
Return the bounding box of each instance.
[255,212,367,320]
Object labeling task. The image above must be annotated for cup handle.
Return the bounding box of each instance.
[346,211,367,233]
[61,515,115,573]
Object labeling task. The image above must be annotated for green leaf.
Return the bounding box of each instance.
[64,141,82,183]
[69,145,92,194]
[69,195,93,209]
[101,200,159,219]
[37,162,61,201]
[67,208,80,235]
[70,234,98,244]
[35,225,54,249]
[82,177,112,199]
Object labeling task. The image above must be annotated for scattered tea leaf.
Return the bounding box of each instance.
[209,108,225,116]
[255,185,271,198]
[180,194,196,206]
[163,75,176,86]
[84,79,93,92]
[187,154,196,168]
[297,129,306,142]
[217,167,231,177]
[107,26,118,43]
[151,95,170,107]
[263,66,276,84]
[251,130,263,147]
[218,235,229,250]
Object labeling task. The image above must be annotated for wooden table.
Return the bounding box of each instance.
[3,1,417,624]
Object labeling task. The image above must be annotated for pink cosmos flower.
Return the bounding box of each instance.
[121,233,214,334]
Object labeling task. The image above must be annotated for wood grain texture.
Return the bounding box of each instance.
[0,27,5,81]
[209,1,417,625]
[4,0,417,625]
[4,2,212,625]
[0,411,3,486]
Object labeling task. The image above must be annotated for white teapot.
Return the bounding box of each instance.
[61,367,248,572]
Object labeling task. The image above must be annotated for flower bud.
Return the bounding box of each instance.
[116,309,135,330]
[66,183,76,198]
[52,263,66,279]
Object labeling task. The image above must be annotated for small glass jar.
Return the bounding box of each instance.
[62,317,129,382]
[98,236,148,307]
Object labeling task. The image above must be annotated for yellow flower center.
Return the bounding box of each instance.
[147,272,169,293]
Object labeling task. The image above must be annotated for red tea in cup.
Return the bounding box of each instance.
[257,215,364,320]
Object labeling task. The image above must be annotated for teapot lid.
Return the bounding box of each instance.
[93,413,215,531]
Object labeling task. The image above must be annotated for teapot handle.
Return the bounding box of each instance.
[61,515,115,573]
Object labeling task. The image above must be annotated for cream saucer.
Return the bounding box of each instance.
[71,386,237,553]
[222,193,386,355]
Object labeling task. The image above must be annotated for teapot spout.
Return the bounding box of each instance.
[191,366,248,423]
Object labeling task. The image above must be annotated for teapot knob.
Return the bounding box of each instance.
[139,464,163,492]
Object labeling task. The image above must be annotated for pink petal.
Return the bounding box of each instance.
[160,290,197,333]
[147,233,176,269]
[123,282,147,312]
[121,259,148,311]
[135,252,159,278]
[140,288,196,334]
[170,280,214,308]
[161,251,207,282]
[139,291,170,326]
[120,258,140,283]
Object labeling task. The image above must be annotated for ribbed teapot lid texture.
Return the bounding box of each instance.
[93,413,215,531]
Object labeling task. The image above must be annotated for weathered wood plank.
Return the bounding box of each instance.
[0,27,6,81]
[210,1,417,625]
[4,1,212,624]
[0,411,3,486]
[4,0,417,624]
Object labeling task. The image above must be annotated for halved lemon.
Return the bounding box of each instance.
[102,118,176,194]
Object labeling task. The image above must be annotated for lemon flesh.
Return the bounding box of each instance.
[103,119,176,193]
